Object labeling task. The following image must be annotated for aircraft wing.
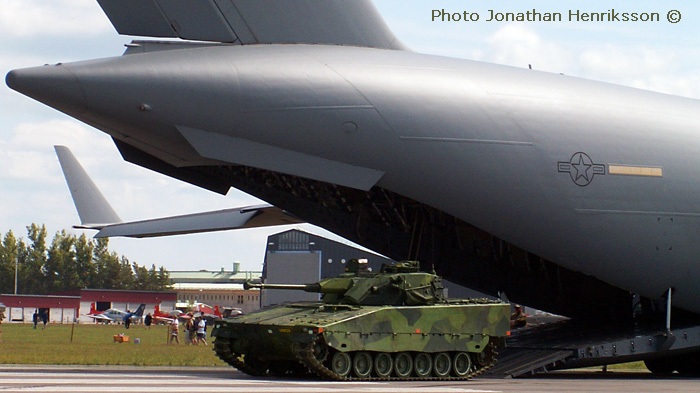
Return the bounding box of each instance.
[153,315,175,323]
[87,313,115,322]
[55,145,303,238]
[96,0,406,50]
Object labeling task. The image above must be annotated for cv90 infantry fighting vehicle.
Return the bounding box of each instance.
[211,260,510,380]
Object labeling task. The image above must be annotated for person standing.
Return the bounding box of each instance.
[0,308,5,343]
[184,318,194,345]
[32,310,38,329]
[123,312,131,329]
[144,313,152,329]
[196,317,207,346]
[169,318,180,344]
[41,310,48,329]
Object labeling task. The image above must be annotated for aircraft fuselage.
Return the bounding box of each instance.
[8,44,700,314]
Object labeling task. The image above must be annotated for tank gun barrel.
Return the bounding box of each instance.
[244,278,352,294]
[244,281,323,292]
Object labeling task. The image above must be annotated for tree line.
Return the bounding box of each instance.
[0,224,171,294]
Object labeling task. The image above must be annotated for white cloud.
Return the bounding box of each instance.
[0,0,111,38]
[577,44,700,98]
[0,120,113,183]
[483,24,572,73]
[579,44,667,80]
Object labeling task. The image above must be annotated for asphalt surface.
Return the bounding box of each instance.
[1,366,699,393]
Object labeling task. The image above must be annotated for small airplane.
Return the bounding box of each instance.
[152,304,184,323]
[177,302,223,319]
[153,303,224,323]
[87,303,145,324]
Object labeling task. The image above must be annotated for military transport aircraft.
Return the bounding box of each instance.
[8,0,700,374]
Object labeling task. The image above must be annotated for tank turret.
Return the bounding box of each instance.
[245,259,445,306]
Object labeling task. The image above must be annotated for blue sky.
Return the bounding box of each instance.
[2,0,699,272]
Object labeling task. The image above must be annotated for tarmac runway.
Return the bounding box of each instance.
[0,365,698,393]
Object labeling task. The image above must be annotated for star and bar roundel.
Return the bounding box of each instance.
[558,152,606,187]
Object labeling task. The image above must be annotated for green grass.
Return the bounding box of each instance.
[0,323,227,366]
[605,361,647,370]
[0,323,649,370]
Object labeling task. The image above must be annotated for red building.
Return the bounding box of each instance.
[0,294,80,323]
[0,289,176,324]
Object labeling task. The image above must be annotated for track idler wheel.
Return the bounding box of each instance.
[473,345,494,368]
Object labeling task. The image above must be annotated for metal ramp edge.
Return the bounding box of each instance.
[485,348,572,378]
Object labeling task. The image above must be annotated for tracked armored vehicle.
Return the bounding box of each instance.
[211,260,510,380]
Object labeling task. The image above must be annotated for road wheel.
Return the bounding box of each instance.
[453,352,472,377]
[394,352,413,378]
[353,352,373,378]
[331,351,352,377]
[433,352,451,377]
[374,353,393,378]
[414,353,432,377]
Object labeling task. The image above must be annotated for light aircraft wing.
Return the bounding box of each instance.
[87,313,115,322]
[96,0,406,50]
[55,146,303,238]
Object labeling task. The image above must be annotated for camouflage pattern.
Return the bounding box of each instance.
[213,301,508,359]
[211,260,510,380]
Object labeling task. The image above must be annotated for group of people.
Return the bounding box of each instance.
[169,314,207,345]
[32,310,49,329]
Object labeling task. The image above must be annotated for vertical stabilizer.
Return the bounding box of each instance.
[54,145,122,225]
[133,304,146,318]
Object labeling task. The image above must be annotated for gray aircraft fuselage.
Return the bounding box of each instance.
[8,44,700,315]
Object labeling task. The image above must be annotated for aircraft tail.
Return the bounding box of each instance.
[133,303,146,318]
[55,145,303,238]
[54,146,122,227]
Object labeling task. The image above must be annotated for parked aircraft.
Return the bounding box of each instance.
[153,303,224,324]
[87,303,145,324]
[8,0,700,373]
[152,304,183,324]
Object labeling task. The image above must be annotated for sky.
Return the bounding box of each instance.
[2,0,700,273]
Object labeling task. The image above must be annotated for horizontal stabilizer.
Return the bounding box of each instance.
[97,0,406,50]
[55,146,304,238]
[93,205,302,238]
